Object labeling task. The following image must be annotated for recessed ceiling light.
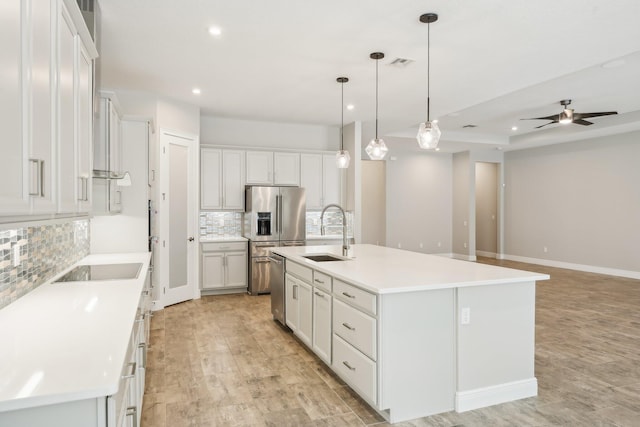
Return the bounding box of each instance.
[435,147,440,152]
[192,88,201,95]
[511,126,518,131]
[208,26,222,36]
[433,119,439,124]
[346,104,355,111]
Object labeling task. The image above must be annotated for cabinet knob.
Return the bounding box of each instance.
[188,237,195,242]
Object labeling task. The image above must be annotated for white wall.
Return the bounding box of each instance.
[91,120,149,253]
[475,162,498,256]
[157,98,200,137]
[361,160,386,246]
[504,131,640,274]
[452,152,471,258]
[200,115,339,151]
[385,153,452,254]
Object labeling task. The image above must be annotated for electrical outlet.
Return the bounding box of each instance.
[461,307,471,325]
[397,243,402,249]
[437,241,442,247]
[463,221,468,227]
[543,246,548,253]
[463,242,468,249]
[419,242,423,249]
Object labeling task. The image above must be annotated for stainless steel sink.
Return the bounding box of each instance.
[53,263,143,282]
[301,254,350,262]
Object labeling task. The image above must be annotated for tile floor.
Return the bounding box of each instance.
[141,259,640,426]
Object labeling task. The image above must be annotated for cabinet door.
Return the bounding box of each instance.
[222,150,245,210]
[225,251,247,288]
[30,0,56,213]
[296,280,313,347]
[76,42,92,212]
[313,287,332,364]
[300,154,323,209]
[285,275,298,331]
[323,154,342,206]
[246,151,273,184]
[274,152,300,186]
[202,252,225,289]
[0,0,30,214]
[57,4,77,213]
[200,148,222,209]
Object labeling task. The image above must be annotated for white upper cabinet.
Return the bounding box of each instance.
[201,148,245,210]
[246,151,300,186]
[245,151,274,185]
[0,0,96,218]
[274,152,300,185]
[301,154,343,209]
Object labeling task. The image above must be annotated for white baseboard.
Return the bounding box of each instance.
[476,250,496,258]
[451,253,477,261]
[502,254,640,280]
[455,378,537,412]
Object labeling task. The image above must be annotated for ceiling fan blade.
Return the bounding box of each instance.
[574,111,617,119]
[535,121,556,129]
[572,119,593,126]
[521,114,559,121]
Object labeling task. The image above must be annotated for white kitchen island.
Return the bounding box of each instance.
[272,244,549,424]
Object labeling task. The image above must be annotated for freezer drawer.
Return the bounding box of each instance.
[249,256,272,295]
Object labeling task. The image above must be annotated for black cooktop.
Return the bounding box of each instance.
[54,263,143,282]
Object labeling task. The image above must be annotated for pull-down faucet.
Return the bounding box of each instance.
[320,204,350,257]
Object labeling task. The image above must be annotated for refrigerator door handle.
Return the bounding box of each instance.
[279,194,283,234]
[274,195,279,233]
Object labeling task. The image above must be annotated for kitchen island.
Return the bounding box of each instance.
[272,244,549,423]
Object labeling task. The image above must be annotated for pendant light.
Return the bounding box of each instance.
[416,13,442,150]
[365,52,388,160]
[335,77,351,168]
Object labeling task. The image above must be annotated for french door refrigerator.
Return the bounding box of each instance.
[244,186,306,295]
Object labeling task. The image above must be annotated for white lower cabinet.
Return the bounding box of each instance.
[312,287,332,364]
[333,334,377,403]
[201,241,248,292]
[285,274,312,347]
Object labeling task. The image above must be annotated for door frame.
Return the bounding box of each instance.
[158,128,200,308]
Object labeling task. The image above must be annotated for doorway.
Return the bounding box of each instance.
[159,129,199,307]
[475,162,498,258]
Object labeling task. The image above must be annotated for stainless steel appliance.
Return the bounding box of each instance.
[268,253,286,324]
[245,186,306,295]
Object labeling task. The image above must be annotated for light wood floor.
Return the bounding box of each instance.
[141,259,640,426]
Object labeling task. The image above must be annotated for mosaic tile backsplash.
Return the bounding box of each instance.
[200,211,353,239]
[306,210,353,237]
[200,212,243,238]
[0,219,90,310]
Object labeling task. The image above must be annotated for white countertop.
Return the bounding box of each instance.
[305,235,352,241]
[199,236,248,242]
[0,252,151,413]
[272,244,549,294]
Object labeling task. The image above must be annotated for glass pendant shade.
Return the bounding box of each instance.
[416,121,442,149]
[559,108,574,124]
[335,149,350,168]
[365,138,388,160]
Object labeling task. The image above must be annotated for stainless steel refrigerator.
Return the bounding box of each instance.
[244,186,306,295]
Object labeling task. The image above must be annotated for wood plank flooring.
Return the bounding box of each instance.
[141,259,640,426]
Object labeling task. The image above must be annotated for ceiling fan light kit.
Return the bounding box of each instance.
[335,77,351,169]
[416,12,442,150]
[365,52,389,160]
[522,99,618,128]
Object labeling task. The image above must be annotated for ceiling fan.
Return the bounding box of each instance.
[522,99,617,129]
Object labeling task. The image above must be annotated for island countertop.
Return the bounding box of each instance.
[271,244,549,294]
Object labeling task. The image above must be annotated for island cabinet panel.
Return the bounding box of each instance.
[333,298,377,360]
[285,273,312,347]
[333,334,377,403]
[378,289,456,422]
[334,279,377,316]
[312,287,332,364]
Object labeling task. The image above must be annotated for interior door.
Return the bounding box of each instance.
[160,130,198,307]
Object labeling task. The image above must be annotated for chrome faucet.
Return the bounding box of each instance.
[320,204,350,256]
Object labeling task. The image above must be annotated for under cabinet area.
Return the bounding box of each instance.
[201,241,248,294]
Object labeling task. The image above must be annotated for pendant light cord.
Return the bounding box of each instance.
[427,21,431,122]
[340,81,344,151]
[375,57,379,140]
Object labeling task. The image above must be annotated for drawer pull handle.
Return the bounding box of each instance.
[123,362,137,379]
[126,406,138,427]
[314,279,325,284]
[136,313,145,323]
[342,292,355,299]
[342,361,356,371]
[342,322,355,331]
[314,291,325,298]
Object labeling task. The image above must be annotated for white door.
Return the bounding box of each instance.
[160,129,199,307]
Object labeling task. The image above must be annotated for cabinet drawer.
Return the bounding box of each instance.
[287,260,312,283]
[333,298,377,360]
[333,334,377,404]
[312,270,332,292]
[334,279,377,316]
[201,241,246,252]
